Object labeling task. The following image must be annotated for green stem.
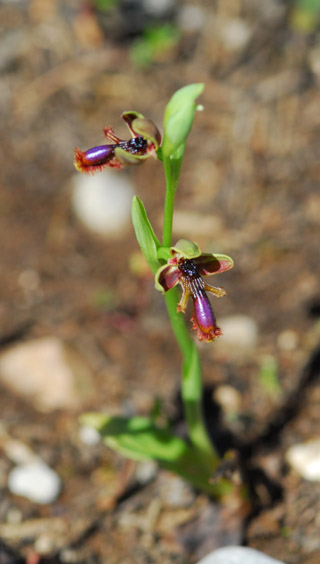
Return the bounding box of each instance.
[162,153,218,470]
[164,289,218,470]
[162,157,175,247]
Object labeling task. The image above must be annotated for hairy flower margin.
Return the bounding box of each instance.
[74,111,161,173]
[155,239,234,342]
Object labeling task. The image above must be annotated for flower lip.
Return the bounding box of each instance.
[192,291,222,342]
[74,145,118,173]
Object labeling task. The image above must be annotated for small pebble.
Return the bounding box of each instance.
[8,461,61,504]
[286,439,320,481]
[219,19,252,51]
[196,546,285,564]
[158,473,195,507]
[72,169,133,237]
[135,460,158,484]
[218,315,258,349]
[79,425,101,446]
[178,5,205,32]
[143,0,174,16]
[214,385,241,415]
[0,337,93,412]
[277,330,298,351]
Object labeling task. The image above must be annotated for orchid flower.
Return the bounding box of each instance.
[74,111,161,173]
[155,239,234,342]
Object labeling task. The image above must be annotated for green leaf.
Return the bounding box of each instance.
[162,83,204,157]
[157,246,171,261]
[131,196,161,274]
[80,412,222,494]
[296,0,320,13]
[130,24,181,68]
[81,413,189,462]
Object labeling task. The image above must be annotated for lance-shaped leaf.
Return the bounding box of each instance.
[162,83,204,157]
[80,412,221,495]
[131,196,161,274]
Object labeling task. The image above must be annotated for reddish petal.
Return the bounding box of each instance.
[194,254,234,276]
[157,266,181,292]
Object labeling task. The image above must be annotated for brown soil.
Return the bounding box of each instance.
[1,1,320,563]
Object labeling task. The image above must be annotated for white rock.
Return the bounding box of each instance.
[0,337,93,412]
[135,460,158,484]
[218,315,258,349]
[220,19,252,51]
[277,330,299,351]
[178,6,205,32]
[196,546,285,564]
[8,461,61,505]
[286,439,320,481]
[142,0,174,16]
[72,169,133,237]
[214,385,241,415]
[79,425,101,446]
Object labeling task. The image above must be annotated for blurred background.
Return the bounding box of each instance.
[1,1,320,563]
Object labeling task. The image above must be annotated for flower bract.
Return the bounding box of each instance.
[74,111,161,173]
[155,239,234,342]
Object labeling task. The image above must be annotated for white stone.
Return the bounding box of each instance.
[214,385,241,415]
[218,315,258,349]
[277,330,298,351]
[79,425,101,446]
[286,439,320,481]
[8,461,61,505]
[0,337,93,412]
[178,6,205,32]
[196,546,285,564]
[142,0,173,16]
[309,47,320,77]
[72,169,133,237]
[135,460,158,484]
[220,19,252,51]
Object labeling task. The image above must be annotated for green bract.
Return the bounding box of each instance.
[162,83,204,157]
[131,196,161,274]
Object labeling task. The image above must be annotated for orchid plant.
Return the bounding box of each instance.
[76,84,235,496]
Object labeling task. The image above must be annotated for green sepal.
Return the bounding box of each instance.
[131,196,161,274]
[80,412,223,495]
[171,238,201,259]
[157,246,171,261]
[162,83,204,157]
[115,147,148,166]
